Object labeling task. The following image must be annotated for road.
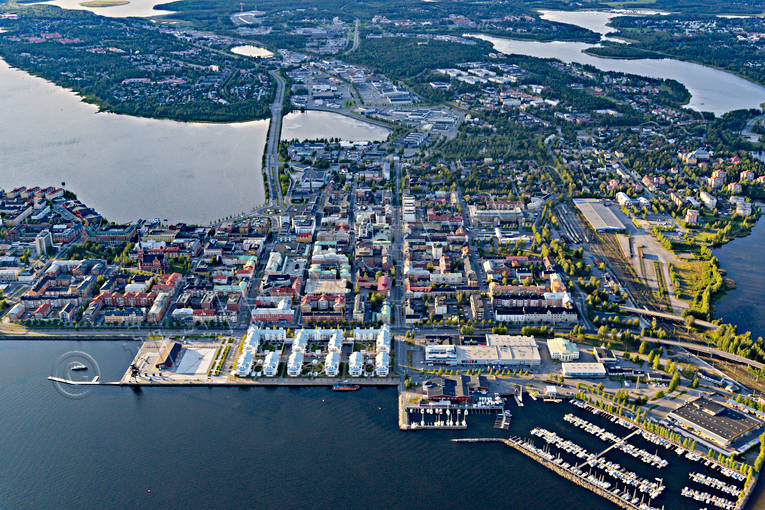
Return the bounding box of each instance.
[639,335,763,370]
[622,306,718,330]
[264,70,286,208]
[346,19,360,54]
[742,113,764,144]
[391,156,405,328]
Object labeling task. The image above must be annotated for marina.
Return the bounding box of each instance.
[563,413,668,469]
[681,487,737,510]
[530,427,666,501]
[452,396,756,510]
[398,394,506,431]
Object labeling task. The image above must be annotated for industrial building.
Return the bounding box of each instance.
[573,199,626,232]
[669,397,763,448]
[561,362,606,378]
[154,340,182,369]
[547,338,579,362]
[425,335,541,368]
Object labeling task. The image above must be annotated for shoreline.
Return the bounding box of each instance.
[0,57,273,125]
[0,59,273,125]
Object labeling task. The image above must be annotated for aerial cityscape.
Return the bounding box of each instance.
[2,0,765,507]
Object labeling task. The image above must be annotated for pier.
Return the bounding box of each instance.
[452,437,643,510]
[579,429,641,469]
[493,411,511,430]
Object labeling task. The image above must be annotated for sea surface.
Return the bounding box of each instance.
[281,111,391,142]
[4,340,757,510]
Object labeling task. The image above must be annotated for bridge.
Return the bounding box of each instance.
[622,306,718,330]
[639,336,764,370]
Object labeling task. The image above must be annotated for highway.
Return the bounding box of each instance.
[264,70,286,208]
[741,113,765,144]
[347,19,360,54]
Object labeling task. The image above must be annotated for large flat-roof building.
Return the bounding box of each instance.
[561,362,607,378]
[547,338,579,362]
[669,397,763,448]
[573,199,626,232]
[425,335,540,368]
[594,347,618,365]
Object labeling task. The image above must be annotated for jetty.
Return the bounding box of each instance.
[452,437,644,510]
[493,411,511,430]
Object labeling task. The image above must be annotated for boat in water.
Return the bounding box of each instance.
[70,363,88,371]
[332,384,360,392]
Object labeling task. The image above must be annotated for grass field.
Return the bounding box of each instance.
[671,260,706,302]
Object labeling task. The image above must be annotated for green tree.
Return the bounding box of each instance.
[668,372,680,392]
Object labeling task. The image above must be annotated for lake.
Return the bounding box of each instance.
[37,0,173,17]
[231,45,274,58]
[474,34,765,116]
[0,61,269,224]
[281,111,391,142]
[713,210,765,339]
[538,9,668,43]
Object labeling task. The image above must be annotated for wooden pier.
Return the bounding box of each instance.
[493,412,511,430]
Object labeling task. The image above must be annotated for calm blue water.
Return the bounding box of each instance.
[714,213,765,339]
[4,340,762,509]
[0,340,601,510]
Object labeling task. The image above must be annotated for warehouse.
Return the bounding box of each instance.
[425,335,541,368]
[573,199,626,232]
[561,362,607,378]
[669,397,763,448]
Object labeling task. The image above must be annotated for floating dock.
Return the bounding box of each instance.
[452,437,643,510]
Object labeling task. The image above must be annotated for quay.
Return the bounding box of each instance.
[452,437,642,510]
[51,376,399,388]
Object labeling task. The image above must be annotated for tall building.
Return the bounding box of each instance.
[34,230,53,257]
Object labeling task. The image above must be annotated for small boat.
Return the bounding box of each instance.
[70,363,88,371]
[332,384,360,391]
